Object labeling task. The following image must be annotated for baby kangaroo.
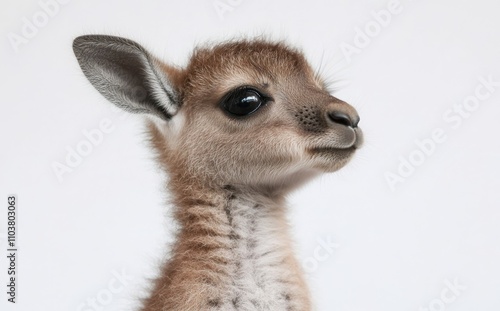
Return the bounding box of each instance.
[73,35,362,311]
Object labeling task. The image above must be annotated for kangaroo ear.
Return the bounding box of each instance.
[73,35,180,121]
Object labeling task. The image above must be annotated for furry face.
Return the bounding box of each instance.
[73,36,362,192]
[147,40,362,191]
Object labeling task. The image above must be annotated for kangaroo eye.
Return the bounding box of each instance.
[221,87,266,116]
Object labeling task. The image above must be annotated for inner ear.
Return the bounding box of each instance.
[103,48,169,115]
[73,35,181,121]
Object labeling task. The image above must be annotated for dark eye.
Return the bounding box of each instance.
[221,87,266,116]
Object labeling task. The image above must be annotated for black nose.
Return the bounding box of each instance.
[328,111,359,128]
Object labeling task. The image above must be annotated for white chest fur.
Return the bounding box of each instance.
[218,195,306,311]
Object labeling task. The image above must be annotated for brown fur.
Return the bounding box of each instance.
[73,36,362,311]
[139,40,361,310]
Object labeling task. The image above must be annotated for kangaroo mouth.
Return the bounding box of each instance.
[311,127,363,152]
[309,126,363,162]
[311,145,357,152]
[309,146,357,158]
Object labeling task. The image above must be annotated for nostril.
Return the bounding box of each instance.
[328,111,358,128]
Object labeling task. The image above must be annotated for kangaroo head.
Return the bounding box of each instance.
[73,35,362,193]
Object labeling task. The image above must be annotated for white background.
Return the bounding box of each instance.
[1,0,499,310]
